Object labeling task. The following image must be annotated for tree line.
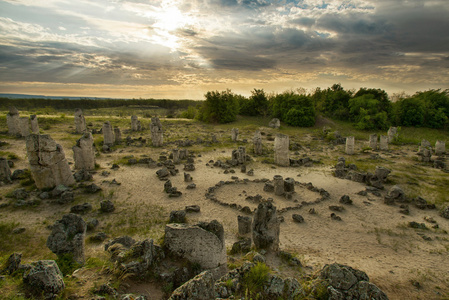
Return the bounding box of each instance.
[194,85,449,130]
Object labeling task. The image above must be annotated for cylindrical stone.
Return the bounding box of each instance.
[345,136,355,155]
[273,175,284,196]
[274,134,289,167]
[369,134,377,150]
[284,177,295,193]
[380,135,388,151]
[102,121,114,146]
[238,215,252,235]
[435,140,445,156]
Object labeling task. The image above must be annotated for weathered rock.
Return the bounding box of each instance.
[252,201,280,251]
[273,175,284,196]
[379,135,388,151]
[70,203,92,214]
[169,270,215,300]
[73,132,95,170]
[114,127,122,144]
[292,214,304,223]
[0,158,12,183]
[26,134,75,189]
[164,221,227,269]
[320,263,369,291]
[345,136,355,155]
[2,252,22,275]
[30,115,39,134]
[173,149,180,164]
[86,218,99,231]
[46,213,86,264]
[237,215,252,235]
[7,106,21,136]
[231,128,239,142]
[440,205,449,219]
[23,260,65,298]
[185,205,200,213]
[413,197,428,210]
[284,177,295,193]
[100,200,115,213]
[269,118,281,129]
[102,121,115,146]
[150,117,163,147]
[369,134,377,150]
[231,238,251,254]
[339,195,353,205]
[387,127,398,143]
[435,140,446,156]
[73,169,93,182]
[374,166,391,182]
[253,130,263,155]
[85,183,101,193]
[184,172,192,182]
[274,134,289,167]
[169,210,187,223]
[385,185,405,203]
[74,108,86,133]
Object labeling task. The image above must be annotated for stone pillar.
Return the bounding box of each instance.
[131,115,140,131]
[421,139,431,148]
[274,134,289,167]
[150,117,163,147]
[253,130,263,155]
[369,134,377,150]
[74,108,86,134]
[379,135,388,151]
[173,149,180,164]
[387,127,398,143]
[30,115,39,134]
[252,202,280,252]
[231,128,239,142]
[19,117,30,137]
[435,141,446,156]
[345,136,355,155]
[273,175,284,196]
[284,177,295,193]
[26,134,75,189]
[73,132,95,170]
[179,149,188,160]
[102,121,114,146]
[114,127,121,144]
[6,106,20,136]
[238,216,252,236]
[238,146,246,164]
[0,158,12,183]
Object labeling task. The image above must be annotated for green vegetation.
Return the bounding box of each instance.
[242,262,270,298]
[197,90,239,123]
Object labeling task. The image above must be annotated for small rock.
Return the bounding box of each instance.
[292,214,304,223]
[185,205,200,213]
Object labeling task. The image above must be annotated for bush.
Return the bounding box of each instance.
[197,90,239,123]
[242,262,270,297]
[180,106,197,119]
[269,91,316,127]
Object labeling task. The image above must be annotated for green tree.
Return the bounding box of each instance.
[269,91,316,127]
[197,89,239,123]
[348,94,390,130]
[239,89,268,116]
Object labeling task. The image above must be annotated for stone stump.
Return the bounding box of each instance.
[73,132,95,170]
[23,260,65,298]
[238,215,252,236]
[345,136,355,155]
[114,127,122,144]
[273,175,284,196]
[379,135,388,151]
[421,139,431,148]
[103,121,114,146]
[131,115,141,131]
[74,108,86,133]
[6,106,20,136]
[46,213,87,264]
[172,149,180,164]
[435,141,446,156]
[150,117,163,147]
[30,115,39,134]
[253,130,263,155]
[231,128,239,142]
[0,158,12,183]
[26,134,75,189]
[284,177,295,193]
[269,118,280,129]
[252,202,280,251]
[369,134,377,150]
[18,117,30,137]
[387,127,398,143]
[274,134,289,167]
[179,149,188,160]
[164,221,226,269]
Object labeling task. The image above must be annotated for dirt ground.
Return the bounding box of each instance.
[1,117,448,300]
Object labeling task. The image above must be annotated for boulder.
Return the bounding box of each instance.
[100,200,115,213]
[23,260,65,298]
[169,270,215,300]
[2,252,22,275]
[269,118,281,129]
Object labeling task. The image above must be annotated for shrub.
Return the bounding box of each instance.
[197,90,239,123]
[242,262,270,297]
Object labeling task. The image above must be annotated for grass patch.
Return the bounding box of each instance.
[242,262,270,298]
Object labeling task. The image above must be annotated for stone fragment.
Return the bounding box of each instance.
[292,214,304,223]
[173,149,180,164]
[168,270,215,300]
[339,195,353,205]
[131,115,141,131]
[73,132,95,170]
[379,135,388,151]
[6,106,21,136]
[237,215,252,235]
[345,136,355,155]
[2,252,22,275]
[74,108,86,133]
[269,118,281,129]
[169,210,187,223]
[30,115,39,134]
[100,200,115,213]
[26,134,75,189]
[19,117,30,137]
[70,203,92,214]
[253,130,263,155]
[102,121,114,146]
[435,140,445,156]
[374,166,391,182]
[114,127,122,144]
[274,134,289,167]
[46,213,86,264]
[440,205,449,219]
[164,221,227,269]
[284,177,295,193]
[387,127,398,143]
[231,238,251,254]
[231,128,239,142]
[369,134,377,150]
[252,201,280,251]
[0,158,12,183]
[185,205,200,213]
[23,260,65,298]
[150,117,163,147]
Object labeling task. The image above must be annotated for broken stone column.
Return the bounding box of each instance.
[46,213,86,265]
[435,141,446,156]
[238,146,246,164]
[131,115,141,131]
[273,175,284,196]
[418,145,432,162]
[114,127,121,144]
[0,158,12,183]
[30,115,39,134]
[387,127,398,143]
[369,134,377,150]
[274,134,289,167]
[73,132,95,171]
[19,117,30,137]
[74,108,86,134]
[150,117,163,147]
[102,121,114,146]
[26,134,75,189]
[231,128,239,142]
[345,136,355,155]
[421,139,431,148]
[164,220,226,269]
[179,149,188,160]
[379,135,388,151]
[172,149,180,164]
[284,177,295,193]
[238,215,252,236]
[6,106,20,136]
[252,202,280,251]
[253,130,263,155]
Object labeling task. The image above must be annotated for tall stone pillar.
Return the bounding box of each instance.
[150,117,163,147]
[19,117,30,137]
[273,175,284,196]
[231,128,239,142]
[369,134,377,150]
[387,127,398,143]
[252,202,280,252]
[114,127,121,144]
[73,132,95,170]
[74,108,86,134]
[102,121,114,146]
[379,135,389,151]
[435,141,446,156]
[345,136,355,155]
[131,115,141,131]
[274,134,289,167]
[6,106,20,136]
[30,115,39,134]
[253,130,263,155]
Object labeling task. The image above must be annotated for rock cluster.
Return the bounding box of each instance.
[334,157,390,189]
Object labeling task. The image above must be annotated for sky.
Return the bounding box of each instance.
[0,0,448,100]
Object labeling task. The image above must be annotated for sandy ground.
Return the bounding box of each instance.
[1,121,449,300]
